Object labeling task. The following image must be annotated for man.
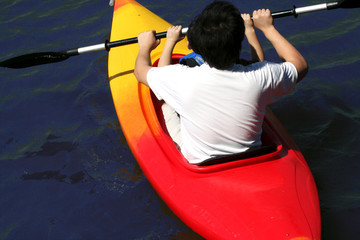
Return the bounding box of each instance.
[134,1,308,164]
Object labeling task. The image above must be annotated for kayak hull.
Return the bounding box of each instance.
[108,0,321,239]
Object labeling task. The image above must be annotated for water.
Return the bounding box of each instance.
[1,0,359,239]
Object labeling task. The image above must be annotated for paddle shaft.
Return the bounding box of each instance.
[66,1,347,56]
[65,28,188,56]
[271,1,345,18]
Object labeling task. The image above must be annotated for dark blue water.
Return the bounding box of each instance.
[1,0,359,239]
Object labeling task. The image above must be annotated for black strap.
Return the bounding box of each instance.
[197,145,278,166]
[180,58,201,67]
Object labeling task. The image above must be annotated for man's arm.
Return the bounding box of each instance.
[253,9,308,82]
[134,31,161,87]
[158,25,184,67]
[242,13,265,62]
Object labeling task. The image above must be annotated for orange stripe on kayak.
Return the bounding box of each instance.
[114,0,140,12]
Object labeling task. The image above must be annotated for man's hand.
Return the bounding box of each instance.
[253,9,274,33]
[137,30,161,52]
[166,25,185,45]
[241,13,254,31]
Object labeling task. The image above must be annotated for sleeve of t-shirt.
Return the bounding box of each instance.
[265,61,298,103]
[147,64,188,114]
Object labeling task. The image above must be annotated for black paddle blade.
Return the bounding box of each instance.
[340,0,360,8]
[0,52,69,69]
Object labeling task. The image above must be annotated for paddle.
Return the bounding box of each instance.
[1,0,358,69]
[271,0,360,18]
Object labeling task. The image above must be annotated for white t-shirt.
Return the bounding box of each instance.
[148,61,298,164]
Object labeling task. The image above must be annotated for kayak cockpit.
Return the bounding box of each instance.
[150,89,283,172]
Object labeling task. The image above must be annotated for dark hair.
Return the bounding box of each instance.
[187,1,245,69]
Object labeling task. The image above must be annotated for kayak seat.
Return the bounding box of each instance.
[196,145,278,166]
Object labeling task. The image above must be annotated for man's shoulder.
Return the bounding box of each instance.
[238,61,296,73]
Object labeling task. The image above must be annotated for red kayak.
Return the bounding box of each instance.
[108,0,321,239]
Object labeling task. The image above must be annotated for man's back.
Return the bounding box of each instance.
[148,61,298,163]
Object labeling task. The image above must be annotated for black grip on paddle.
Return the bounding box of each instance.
[271,6,298,19]
[64,49,80,56]
[106,30,168,50]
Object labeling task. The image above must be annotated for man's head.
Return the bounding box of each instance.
[187,1,245,69]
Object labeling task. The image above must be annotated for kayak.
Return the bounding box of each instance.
[108,0,321,239]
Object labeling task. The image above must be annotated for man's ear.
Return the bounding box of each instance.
[187,41,192,50]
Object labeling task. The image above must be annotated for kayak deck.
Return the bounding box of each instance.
[108,0,321,239]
